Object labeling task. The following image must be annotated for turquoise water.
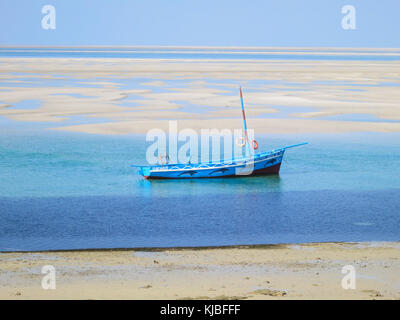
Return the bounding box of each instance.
[1,126,400,197]
[1,124,399,251]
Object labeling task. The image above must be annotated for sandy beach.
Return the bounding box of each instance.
[1,242,399,300]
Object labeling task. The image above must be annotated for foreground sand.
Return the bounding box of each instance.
[1,242,399,300]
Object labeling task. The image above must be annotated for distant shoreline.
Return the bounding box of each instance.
[0,45,400,51]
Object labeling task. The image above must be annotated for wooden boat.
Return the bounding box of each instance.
[133,88,307,179]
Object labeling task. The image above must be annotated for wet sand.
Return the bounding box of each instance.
[0,57,400,134]
[1,242,399,300]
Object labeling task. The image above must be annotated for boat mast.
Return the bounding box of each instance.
[239,87,251,156]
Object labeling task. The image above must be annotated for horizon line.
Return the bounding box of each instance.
[0,45,399,51]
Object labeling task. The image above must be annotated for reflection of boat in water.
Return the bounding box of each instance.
[133,88,307,179]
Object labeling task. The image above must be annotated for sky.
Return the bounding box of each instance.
[0,0,399,47]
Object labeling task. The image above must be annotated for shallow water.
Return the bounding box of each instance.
[0,128,399,251]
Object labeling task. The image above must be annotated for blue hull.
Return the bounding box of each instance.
[135,149,285,179]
